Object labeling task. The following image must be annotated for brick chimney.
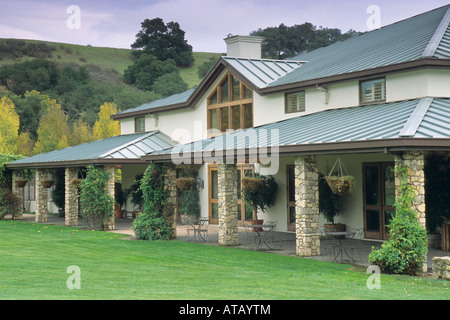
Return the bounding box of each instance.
[224,35,264,59]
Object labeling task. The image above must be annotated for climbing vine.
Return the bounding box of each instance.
[132,163,173,240]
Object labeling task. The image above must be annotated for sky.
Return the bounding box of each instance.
[1,0,449,53]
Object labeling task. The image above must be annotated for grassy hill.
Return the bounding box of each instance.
[0,38,222,88]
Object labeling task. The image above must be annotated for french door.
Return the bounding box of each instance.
[287,165,296,231]
[363,162,395,240]
[208,164,254,225]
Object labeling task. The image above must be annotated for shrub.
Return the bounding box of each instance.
[132,164,173,240]
[368,164,428,275]
[80,165,114,230]
[242,173,278,220]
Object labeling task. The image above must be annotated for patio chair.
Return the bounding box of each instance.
[318,226,339,261]
[340,227,364,263]
[262,221,277,248]
[196,219,209,241]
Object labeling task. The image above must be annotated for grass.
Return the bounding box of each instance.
[0,39,222,88]
[0,220,448,300]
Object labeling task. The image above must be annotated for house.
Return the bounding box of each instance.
[7,5,450,261]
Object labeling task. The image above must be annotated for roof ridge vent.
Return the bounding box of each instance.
[421,5,450,57]
[398,97,433,137]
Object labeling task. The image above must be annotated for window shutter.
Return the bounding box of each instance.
[135,117,145,132]
[286,92,305,113]
[361,78,386,103]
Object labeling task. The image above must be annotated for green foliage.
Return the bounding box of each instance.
[242,173,278,219]
[123,53,178,91]
[318,173,343,223]
[80,165,114,230]
[250,22,361,59]
[424,153,450,232]
[131,18,194,67]
[0,153,25,220]
[369,164,428,275]
[132,164,173,240]
[177,167,200,218]
[197,56,218,79]
[151,71,188,97]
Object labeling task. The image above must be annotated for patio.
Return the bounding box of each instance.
[9,213,449,271]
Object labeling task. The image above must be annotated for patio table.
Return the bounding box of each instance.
[325,231,356,262]
[246,222,276,250]
[185,218,209,241]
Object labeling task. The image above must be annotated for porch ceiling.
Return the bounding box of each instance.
[7,131,177,169]
[143,97,450,162]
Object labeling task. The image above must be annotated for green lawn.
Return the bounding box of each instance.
[0,220,448,300]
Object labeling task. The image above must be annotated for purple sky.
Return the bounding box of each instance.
[1,0,449,52]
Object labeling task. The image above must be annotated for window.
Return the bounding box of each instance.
[135,116,145,133]
[207,73,253,133]
[285,91,305,113]
[360,78,386,104]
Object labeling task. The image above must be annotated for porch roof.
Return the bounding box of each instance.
[7,131,176,169]
[143,97,450,162]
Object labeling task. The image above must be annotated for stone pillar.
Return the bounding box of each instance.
[294,155,320,257]
[218,163,239,246]
[103,165,115,230]
[65,167,79,226]
[164,164,177,238]
[35,169,48,223]
[11,170,24,220]
[394,151,427,272]
[394,151,426,228]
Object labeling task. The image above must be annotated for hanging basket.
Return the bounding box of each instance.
[324,175,355,195]
[176,177,196,191]
[241,177,264,192]
[70,177,83,188]
[324,157,355,195]
[41,180,54,188]
[14,179,28,188]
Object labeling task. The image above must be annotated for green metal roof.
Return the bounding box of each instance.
[145,97,450,160]
[269,4,450,87]
[8,131,176,168]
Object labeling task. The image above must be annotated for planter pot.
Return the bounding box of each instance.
[428,233,441,249]
[242,177,263,192]
[41,180,54,188]
[251,219,264,232]
[323,223,346,234]
[14,179,28,188]
[176,177,196,191]
[324,176,355,195]
[115,209,125,219]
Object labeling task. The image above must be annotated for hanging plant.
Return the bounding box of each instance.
[14,170,29,188]
[324,158,355,195]
[176,177,196,191]
[70,168,85,188]
[40,169,55,188]
[241,176,264,192]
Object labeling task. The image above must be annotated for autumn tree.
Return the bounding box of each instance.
[0,96,19,154]
[34,100,70,154]
[93,102,120,140]
[70,118,94,146]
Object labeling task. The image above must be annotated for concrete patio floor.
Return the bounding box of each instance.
[10,213,450,271]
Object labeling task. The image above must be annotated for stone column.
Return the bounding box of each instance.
[394,151,427,272]
[11,170,25,220]
[103,165,115,230]
[164,164,177,238]
[35,169,48,223]
[294,155,320,257]
[65,167,79,226]
[218,163,239,246]
[394,151,426,228]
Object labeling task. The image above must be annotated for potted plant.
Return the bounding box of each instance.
[176,167,198,191]
[242,173,278,231]
[14,170,29,188]
[319,173,345,233]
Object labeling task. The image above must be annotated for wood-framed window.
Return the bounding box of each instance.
[135,116,146,133]
[285,91,305,113]
[360,78,386,104]
[207,72,253,134]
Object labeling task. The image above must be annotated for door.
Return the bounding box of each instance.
[208,164,254,225]
[363,162,395,239]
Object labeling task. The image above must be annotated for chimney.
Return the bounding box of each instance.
[224,35,264,59]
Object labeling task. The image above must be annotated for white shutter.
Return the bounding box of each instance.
[361,78,386,103]
[286,91,305,113]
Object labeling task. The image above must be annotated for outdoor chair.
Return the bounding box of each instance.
[340,227,364,262]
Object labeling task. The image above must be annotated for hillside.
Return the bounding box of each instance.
[0,38,222,89]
